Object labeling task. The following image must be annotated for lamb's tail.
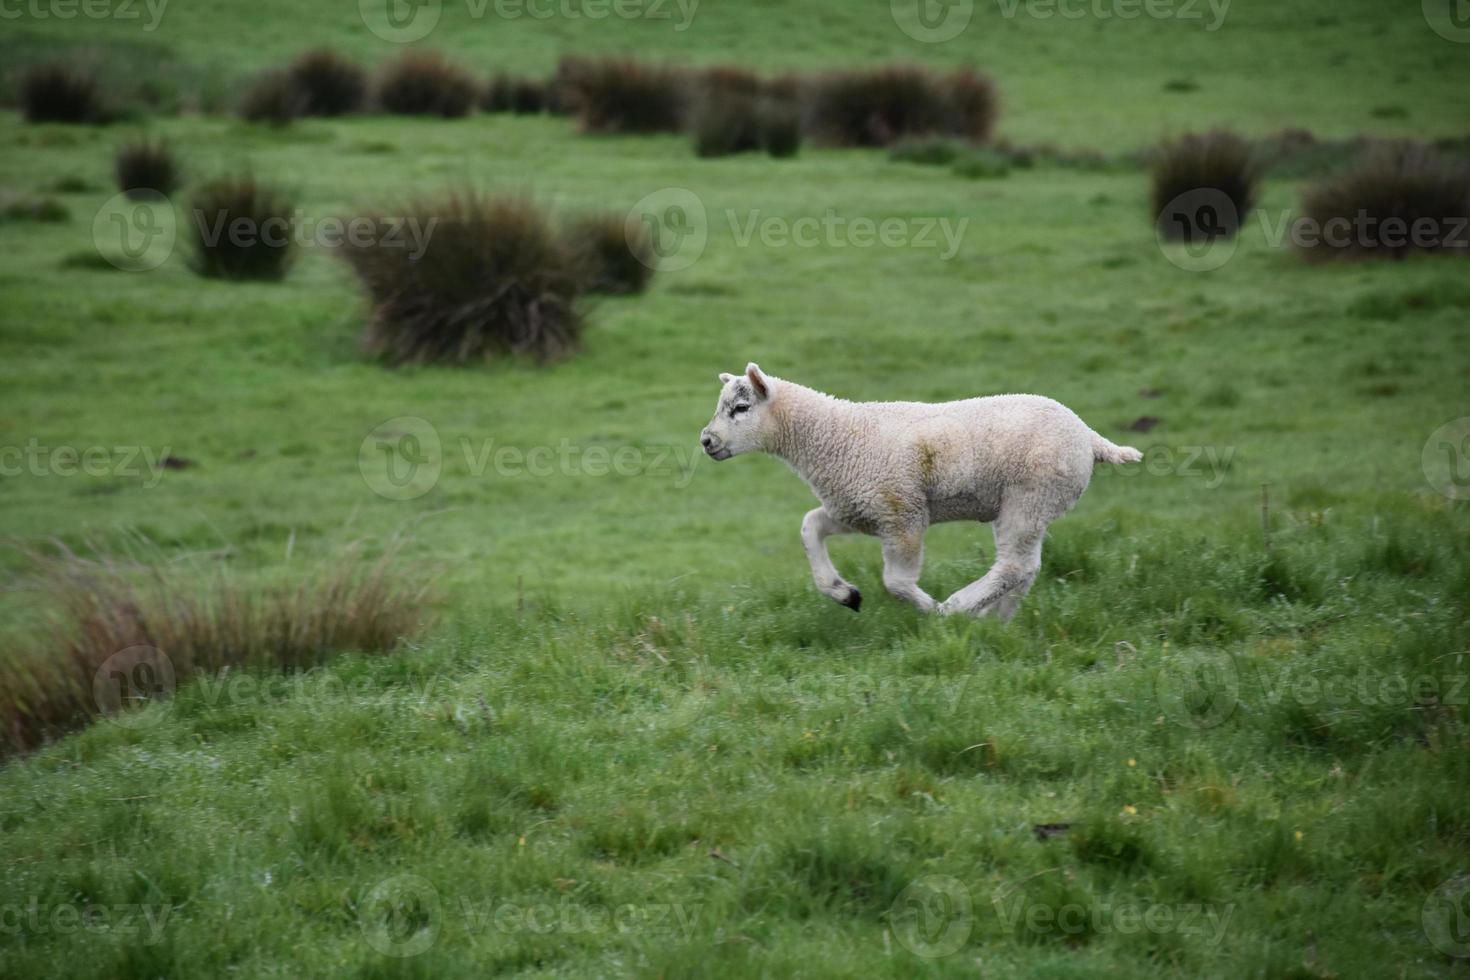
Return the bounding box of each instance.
[1092,433,1143,465]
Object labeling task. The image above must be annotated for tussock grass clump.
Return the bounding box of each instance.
[562,56,688,134]
[484,73,516,112]
[763,102,802,158]
[286,48,367,116]
[807,66,943,147]
[0,195,70,223]
[893,137,1065,171]
[688,68,802,159]
[699,65,765,98]
[375,51,480,118]
[342,191,584,364]
[0,547,426,758]
[952,147,1012,179]
[769,826,912,918]
[565,211,656,295]
[51,175,99,193]
[691,90,768,157]
[807,65,998,147]
[942,67,1000,142]
[114,136,180,198]
[1298,142,1470,262]
[509,80,546,114]
[890,136,965,166]
[1254,128,1370,179]
[485,74,545,114]
[188,174,295,280]
[1151,130,1260,242]
[21,62,104,124]
[546,55,594,116]
[690,92,803,159]
[239,69,306,125]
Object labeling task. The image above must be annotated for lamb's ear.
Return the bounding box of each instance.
[719,372,736,385]
[745,362,770,400]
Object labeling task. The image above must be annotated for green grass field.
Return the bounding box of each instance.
[3,1,1470,976]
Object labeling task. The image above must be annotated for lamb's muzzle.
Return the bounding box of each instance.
[701,362,1142,620]
[699,429,731,460]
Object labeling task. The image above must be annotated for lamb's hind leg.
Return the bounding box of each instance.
[988,523,1032,622]
[801,507,862,611]
[880,529,937,613]
[937,512,1045,620]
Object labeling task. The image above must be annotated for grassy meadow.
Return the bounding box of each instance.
[2,0,1470,976]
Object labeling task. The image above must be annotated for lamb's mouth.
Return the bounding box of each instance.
[706,446,732,461]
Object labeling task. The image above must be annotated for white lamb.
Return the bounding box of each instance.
[699,363,1142,619]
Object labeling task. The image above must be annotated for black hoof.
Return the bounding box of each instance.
[839,588,862,612]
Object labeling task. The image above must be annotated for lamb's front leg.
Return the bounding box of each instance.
[801,507,862,611]
[880,529,938,613]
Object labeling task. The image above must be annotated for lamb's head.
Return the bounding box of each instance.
[700,362,775,461]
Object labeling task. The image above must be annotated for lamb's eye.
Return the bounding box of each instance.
[731,404,750,416]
